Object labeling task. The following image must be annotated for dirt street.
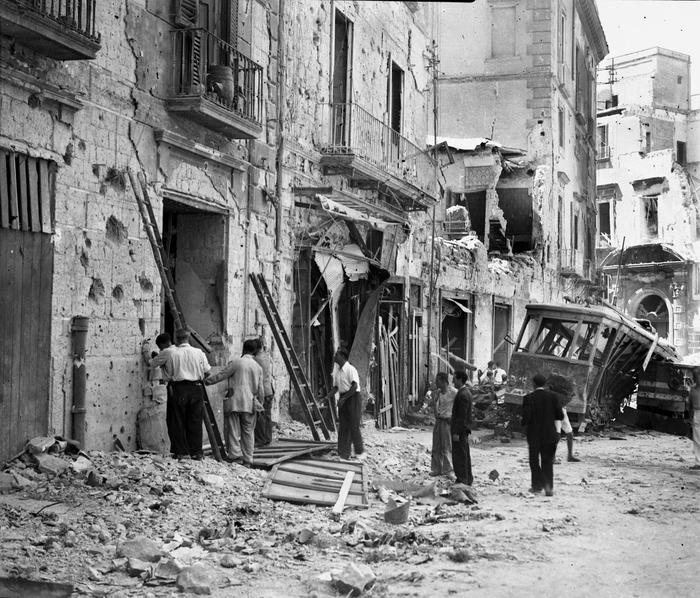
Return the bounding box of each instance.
[1,425,698,598]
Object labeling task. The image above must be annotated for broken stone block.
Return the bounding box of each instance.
[0,472,16,494]
[26,436,57,454]
[71,455,93,474]
[220,554,243,568]
[34,453,69,476]
[384,498,409,524]
[154,558,184,580]
[176,564,215,595]
[332,563,376,596]
[116,537,163,563]
[127,557,152,577]
[11,472,37,489]
[488,469,499,481]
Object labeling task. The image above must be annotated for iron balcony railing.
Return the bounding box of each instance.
[13,0,99,40]
[321,102,435,196]
[171,28,263,126]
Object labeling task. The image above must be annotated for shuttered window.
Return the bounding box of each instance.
[0,150,55,234]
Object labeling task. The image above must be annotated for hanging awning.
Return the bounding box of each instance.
[444,297,472,314]
[316,244,370,282]
[292,186,409,226]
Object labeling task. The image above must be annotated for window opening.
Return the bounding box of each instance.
[642,195,658,238]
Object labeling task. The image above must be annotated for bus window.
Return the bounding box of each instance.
[571,323,598,361]
[530,318,579,358]
[516,315,539,352]
[592,326,616,366]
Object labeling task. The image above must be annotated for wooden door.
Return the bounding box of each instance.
[0,151,54,462]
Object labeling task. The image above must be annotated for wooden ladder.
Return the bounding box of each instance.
[128,169,226,461]
[249,273,332,441]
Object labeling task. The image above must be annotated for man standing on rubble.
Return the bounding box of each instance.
[431,372,456,477]
[522,373,563,496]
[689,368,700,469]
[205,339,264,466]
[167,329,211,460]
[451,370,473,485]
[327,349,365,460]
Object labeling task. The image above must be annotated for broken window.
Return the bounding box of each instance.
[598,200,611,239]
[452,191,486,242]
[524,318,600,362]
[497,187,533,252]
[676,141,687,165]
[331,10,353,145]
[491,5,516,58]
[493,302,512,369]
[642,195,658,238]
[441,294,474,373]
[0,149,55,233]
[558,106,565,147]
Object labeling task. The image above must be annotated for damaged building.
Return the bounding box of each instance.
[0,0,609,460]
[430,0,608,376]
[596,47,700,357]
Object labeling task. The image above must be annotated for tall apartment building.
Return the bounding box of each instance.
[0,0,283,460]
[596,47,700,356]
[430,0,608,371]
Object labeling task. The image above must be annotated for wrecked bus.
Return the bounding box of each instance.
[504,303,680,425]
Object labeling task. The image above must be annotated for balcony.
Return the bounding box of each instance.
[319,102,437,209]
[0,0,100,60]
[560,248,592,280]
[167,28,263,139]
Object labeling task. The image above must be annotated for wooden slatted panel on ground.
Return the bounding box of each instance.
[262,458,368,508]
[251,438,335,469]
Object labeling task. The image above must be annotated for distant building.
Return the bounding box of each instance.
[596,47,700,356]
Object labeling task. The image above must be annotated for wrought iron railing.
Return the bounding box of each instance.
[171,28,263,126]
[14,0,99,40]
[321,102,435,196]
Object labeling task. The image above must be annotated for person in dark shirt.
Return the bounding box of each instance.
[451,370,474,485]
[522,373,563,496]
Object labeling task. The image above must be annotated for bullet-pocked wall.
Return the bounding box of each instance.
[0,0,286,453]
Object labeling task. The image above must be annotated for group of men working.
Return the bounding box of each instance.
[148,330,274,465]
[148,333,367,466]
[430,369,581,496]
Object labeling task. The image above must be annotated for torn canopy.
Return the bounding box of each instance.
[317,195,392,230]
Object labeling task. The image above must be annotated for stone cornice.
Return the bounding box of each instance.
[575,0,609,63]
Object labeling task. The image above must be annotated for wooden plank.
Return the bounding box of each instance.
[268,469,365,494]
[276,463,361,480]
[8,152,20,230]
[251,446,333,469]
[0,150,9,228]
[0,230,18,460]
[35,235,53,441]
[282,458,362,473]
[26,157,41,232]
[3,231,22,460]
[38,159,52,233]
[332,471,355,514]
[263,486,367,507]
[17,155,29,231]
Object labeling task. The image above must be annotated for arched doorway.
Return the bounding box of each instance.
[635,294,670,338]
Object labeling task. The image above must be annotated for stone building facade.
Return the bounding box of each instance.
[596,47,700,357]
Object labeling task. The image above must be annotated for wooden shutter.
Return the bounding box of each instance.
[175,0,199,27]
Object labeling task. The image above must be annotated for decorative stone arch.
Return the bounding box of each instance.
[626,288,673,343]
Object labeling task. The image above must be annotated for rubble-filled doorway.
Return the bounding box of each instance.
[440,293,474,373]
[161,199,227,360]
[375,283,406,427]
[493,302,512,369]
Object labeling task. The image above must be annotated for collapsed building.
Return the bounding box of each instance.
[0,0,608,462]
[596,47,700,357]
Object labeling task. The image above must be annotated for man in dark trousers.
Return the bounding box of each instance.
[522,372,563,496]
[327,349,365,460]
[451,370,474,485]
[165,328,211,460]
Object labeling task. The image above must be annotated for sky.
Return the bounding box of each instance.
[596,0,700,98]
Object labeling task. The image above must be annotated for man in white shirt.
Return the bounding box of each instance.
[205,339,264,466]
[479,360,507,386]
[327,349,365,460]
[164,329,211,460]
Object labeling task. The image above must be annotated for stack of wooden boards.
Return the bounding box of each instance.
[254,438,369,510]
[377,310,400,429]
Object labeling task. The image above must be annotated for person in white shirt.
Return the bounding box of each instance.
[479,360,507,386]
[205,339,264,466]
[164,329,211,460]
[327,349,365,460]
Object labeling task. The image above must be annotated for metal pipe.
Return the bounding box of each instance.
[71,316,89,447]
[274,0,285,252]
